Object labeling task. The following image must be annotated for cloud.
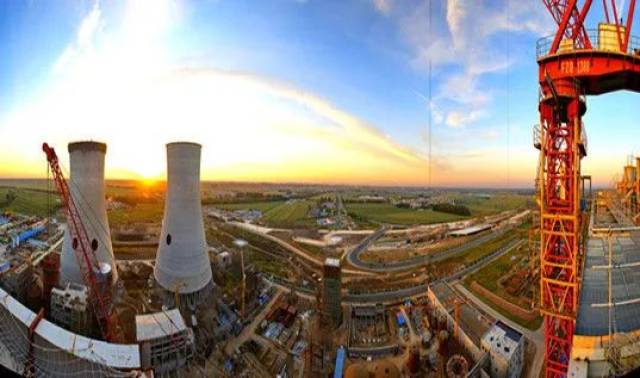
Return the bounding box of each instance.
[53,1,103,73]
[445,110,482,128]
[0,0,441,186]
[373,0,393,15]
[386,0,551,129]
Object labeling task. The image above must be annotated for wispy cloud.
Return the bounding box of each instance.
[380,0,550,129]
[373,0,393,15]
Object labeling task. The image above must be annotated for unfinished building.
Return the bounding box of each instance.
[136,309,195,375]
[322,257,342,327]
[49,283,92,336]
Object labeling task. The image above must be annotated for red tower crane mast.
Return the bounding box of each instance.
[42,143,120,342]
[536,1,639,377]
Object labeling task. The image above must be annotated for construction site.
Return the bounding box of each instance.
[3,1,640,378]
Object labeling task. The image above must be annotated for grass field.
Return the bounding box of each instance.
[459,222,542,330]
[214,199,315,228]
[345,202,466,225]
[261,200,314,227]
[455,193,532,216]
[108,202,164,226]
[213,200,285,213]
[0,187,60,217]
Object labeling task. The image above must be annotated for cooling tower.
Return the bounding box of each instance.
[60,141,117,287]
[154,142,212,307]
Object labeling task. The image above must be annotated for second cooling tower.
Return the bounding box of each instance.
[154,142,212,307]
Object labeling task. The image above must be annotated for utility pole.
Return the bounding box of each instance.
[234,238,248,319]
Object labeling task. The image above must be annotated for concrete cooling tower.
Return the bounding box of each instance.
[60,141,118,287]
[154,142,213,308]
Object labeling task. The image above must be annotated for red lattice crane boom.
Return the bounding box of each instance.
[42,143,120,342]
[537,1,639,377]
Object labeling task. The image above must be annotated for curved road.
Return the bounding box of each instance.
[346,226,510,272]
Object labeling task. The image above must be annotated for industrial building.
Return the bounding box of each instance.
[49,283,91,336]
[322,257,342,327]
[154,142,213,310]
[136,309,195,374]
[480,321,524,378]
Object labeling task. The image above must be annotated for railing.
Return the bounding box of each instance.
[533,123,541,148]
[537,29,640,58]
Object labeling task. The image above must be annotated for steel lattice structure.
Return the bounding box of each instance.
[537,1,639,377]
[42,143,120,342]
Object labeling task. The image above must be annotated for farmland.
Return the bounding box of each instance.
[345,202,467,225]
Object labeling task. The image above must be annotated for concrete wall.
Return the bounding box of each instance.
[427,285,484,362]
[0,287,140,377]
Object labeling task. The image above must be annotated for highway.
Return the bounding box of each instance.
[346,226,511,272]
[267,237,523,305]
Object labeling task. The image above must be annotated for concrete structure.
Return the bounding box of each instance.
[480,321,524,378]
[322,257,342,327]
[427,282,491,362]
[50,283,92,336]
[0,263,32,303]
[136,309,194,375]
[60,141,117,287]
[154,142,213,309]
[0,286,140,377]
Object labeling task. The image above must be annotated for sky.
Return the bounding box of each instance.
[0,0,637,188]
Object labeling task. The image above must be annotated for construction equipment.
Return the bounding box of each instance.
[536,1,640,377]
[42,143,120,342]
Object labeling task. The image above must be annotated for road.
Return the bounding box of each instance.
[342,225,388,262]
[454,283,544,378]
[224,287,284,355]
[347,227,511,272]
[229,221,375,276]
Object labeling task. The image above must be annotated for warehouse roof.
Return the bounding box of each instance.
[576,234,640,335]
[136,309,186,341]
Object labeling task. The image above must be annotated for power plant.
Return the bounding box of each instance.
[154,142,213,310]
[5,1,640,377]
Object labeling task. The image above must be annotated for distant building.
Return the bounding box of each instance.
[317,218,335,226]
[322,258,342,327]
[136,309,195,375]
[480,321,524,378]
[50,283,92,336]
[355,195,386,203]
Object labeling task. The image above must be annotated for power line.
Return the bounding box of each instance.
[428,0,433,191]
[506,0,511,188]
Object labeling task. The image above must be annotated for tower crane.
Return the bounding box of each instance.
[42,143,121,342]
[535,1,639,377]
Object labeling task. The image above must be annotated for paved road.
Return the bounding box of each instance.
[347,227,511,272]
[230,221,375,277]
[224,288,284,355]
[454,283,544,378]
[267,239,523,305]
[343,225,388,263]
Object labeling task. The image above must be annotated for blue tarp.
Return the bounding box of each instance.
[396,312,406,327]
[333,346,345,378]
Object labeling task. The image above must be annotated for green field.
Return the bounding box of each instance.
[214,200,285,213]
[0,187,60,217]
[345,202,466,225]
[261,200,314,227]
[108,202,164,226]
[214,199,315,228]
[455,193,532,216]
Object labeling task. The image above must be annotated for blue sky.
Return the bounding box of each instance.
[0,0,637,187]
